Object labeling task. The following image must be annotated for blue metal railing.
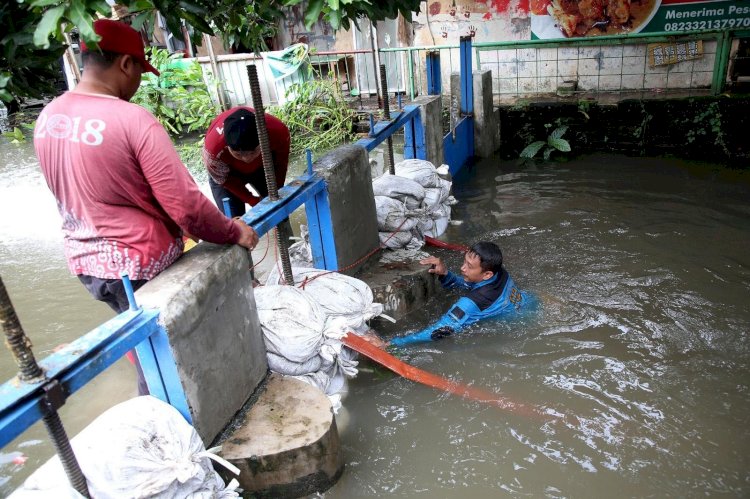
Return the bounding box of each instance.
[0,169,335,451]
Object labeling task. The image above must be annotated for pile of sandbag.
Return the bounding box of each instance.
[373,159,456,250]
[256,268,384,411]
[11,396,240,499]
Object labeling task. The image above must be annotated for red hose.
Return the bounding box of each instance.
[424,236,469,253]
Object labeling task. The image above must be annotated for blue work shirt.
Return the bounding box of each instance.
[390,268,528,347]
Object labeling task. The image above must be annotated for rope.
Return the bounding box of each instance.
[298,218,410,290]
[249,233,272,273]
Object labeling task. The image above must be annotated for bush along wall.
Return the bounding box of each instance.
[498,96,750,167]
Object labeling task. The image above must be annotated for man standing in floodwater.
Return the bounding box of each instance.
[34,19,258,394]
[385,242,529,346]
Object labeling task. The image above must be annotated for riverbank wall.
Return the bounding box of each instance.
[496,95,750,167]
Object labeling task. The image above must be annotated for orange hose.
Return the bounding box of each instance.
[342,333,548,421]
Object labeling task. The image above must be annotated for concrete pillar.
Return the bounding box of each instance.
[451,71,500,158]
[411,95,444,167]
[313,144,380,275]
[219,374,343,497]
[135,244,267,444]
[473,69,500,157]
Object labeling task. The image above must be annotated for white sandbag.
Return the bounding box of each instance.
[15,396,238,499]
[375,196,419,232]
[439,178,452,203]
[379,230,415,249]
[288,225,313,267]
[267,351,325,376]
[266,267,383,330]
[254,286,329,363]
[419,205,451,237]
[394,159,441,188]
[372,174,425,207]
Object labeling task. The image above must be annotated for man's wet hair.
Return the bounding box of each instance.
[82,50,122,70]
[468,241,503,275]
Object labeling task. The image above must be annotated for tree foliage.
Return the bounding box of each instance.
[1,0,423,106]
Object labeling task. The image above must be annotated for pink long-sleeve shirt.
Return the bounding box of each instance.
[35,92,240,280]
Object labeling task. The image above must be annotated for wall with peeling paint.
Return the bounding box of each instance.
[413,0,532,46]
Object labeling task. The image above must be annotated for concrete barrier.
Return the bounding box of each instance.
[136,243,267,444]
[451,69,500,157]
[313,144,380,275]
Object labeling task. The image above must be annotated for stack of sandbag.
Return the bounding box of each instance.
[373,159,457,250]
[256,267,383,411]
[11,396,240,499]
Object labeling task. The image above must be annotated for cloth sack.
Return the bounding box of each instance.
[13,396,239,499]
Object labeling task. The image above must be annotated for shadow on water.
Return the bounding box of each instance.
[2,136,749,496]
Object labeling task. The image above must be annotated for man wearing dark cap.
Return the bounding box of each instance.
[202,106,291,217]
[34,19,258,394]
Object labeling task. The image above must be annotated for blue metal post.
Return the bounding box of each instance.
[459,36,475,159]
[222,197,232,218]
[403,117,416,160]
[304,187,338,271]
[426,51,442,96]
[120,272,139,311]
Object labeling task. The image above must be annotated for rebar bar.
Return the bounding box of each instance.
[246,65,294,285]
[0,277,43,382]
[0,276,90,497]
[43,401,90,497]
[380,64,396,175]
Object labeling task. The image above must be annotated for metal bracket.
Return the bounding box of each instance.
[41,379,66,414]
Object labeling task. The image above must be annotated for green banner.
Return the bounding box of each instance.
[644,1,750,33]
[530,0,750,40]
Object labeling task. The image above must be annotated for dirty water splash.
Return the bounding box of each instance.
[330,155,750,498]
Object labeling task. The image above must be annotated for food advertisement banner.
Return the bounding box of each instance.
[531,0,750,39]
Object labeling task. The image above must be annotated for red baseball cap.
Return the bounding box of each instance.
[80,19,160,76]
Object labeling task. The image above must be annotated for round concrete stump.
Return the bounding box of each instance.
[219,374,343,498]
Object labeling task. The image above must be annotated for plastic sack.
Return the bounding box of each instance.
[13,396,239,499]
[375,196,419,232]
[254,285,332,363]
[288,225,313,267]
[394,159,441,188]
[379,230,418,249]
[372,174,425,208]
[266,267,384,330]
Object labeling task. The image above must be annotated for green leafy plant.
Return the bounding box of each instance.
[520,125,571,160]
[130,48,220,137]
[269,76,355,156]
[1,127,26,143]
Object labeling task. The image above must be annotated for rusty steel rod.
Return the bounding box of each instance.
[246,64,294,285]
[379,64,396,175]
[0,276,90,497]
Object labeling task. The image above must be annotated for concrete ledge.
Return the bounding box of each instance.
[359,258,444,321]
[219,374,343,497]
[136,243,267,444]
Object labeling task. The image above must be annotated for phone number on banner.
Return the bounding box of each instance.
[664,17,750,31]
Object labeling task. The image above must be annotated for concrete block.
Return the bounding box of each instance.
[219,374,343,497]
[411,94,445,167]
[313,144,380,275]
[136,244,267,444]
[360,259,444,321]
[473,69,500,157]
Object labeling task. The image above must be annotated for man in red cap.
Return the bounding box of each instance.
[202,106,290,217]
[34,19,258,394]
